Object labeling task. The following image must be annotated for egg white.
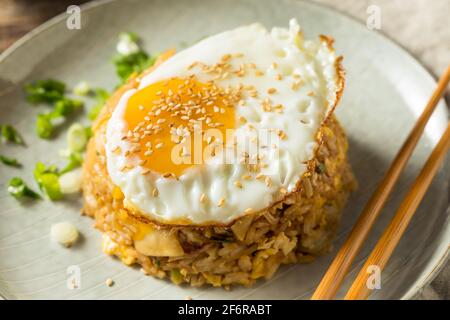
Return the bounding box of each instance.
[105,19,343,225]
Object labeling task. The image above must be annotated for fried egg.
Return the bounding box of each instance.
[105,19,344,225]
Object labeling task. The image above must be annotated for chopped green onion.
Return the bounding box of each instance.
[25,79,66,104]
[93,88,110,101]
[88,88,110,121]
[26,78,84,140]
[85,126,93,139]
[316,163,327,174]
[113,51,155,83]
[0,155,22,168]
[36,99,83,139]
[73,81,91,96]
[88,104,102,121]
[34,162,63,200]
[33,151,83,199]
[36,114,54,139]
[89,103,103,121]
[1,125,25,145]
[67,123,89,152]
[117,32,140,56]
[60,152,83,174]
[59,168,82,194]
[52,98,83,118]
[119,32,139,43]
[170,269,183,285]
[8,177,41,199]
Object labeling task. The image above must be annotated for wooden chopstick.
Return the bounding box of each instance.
[345,121,450,300]
[311,64,450,300]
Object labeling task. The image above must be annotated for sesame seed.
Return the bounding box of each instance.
[241,174,252,180]
[280,187,287,194]
[111,146,120,153]
[278,130,287,140]
[234,180,243,188]
[217,198,225,207]
[274,104,284,113]
[265,176,272,187]
[244,208,253,214]
[291,80,302,90]
[262,103,272,112]
[267,87,277,94]
[221,54,232,61]
[106,278,114,287]
[155,142,164,149]
[199,193,206,203]
[238,116,247,123]
[130,146,141,153]
[187,62,197,70]
[249,90,258,98]
[152,188,159,197]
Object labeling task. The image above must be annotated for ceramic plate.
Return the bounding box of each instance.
[0,0,448,300]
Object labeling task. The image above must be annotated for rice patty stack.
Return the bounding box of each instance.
[82,19,356,287]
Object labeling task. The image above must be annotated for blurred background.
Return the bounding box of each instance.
[0,0,448,300]
[0,0,89,51]
[1,0,449,78]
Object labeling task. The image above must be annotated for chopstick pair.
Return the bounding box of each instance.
[312,64,450,300]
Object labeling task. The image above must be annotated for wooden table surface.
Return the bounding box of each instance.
[0,0,90,52]
[0,0,448,300]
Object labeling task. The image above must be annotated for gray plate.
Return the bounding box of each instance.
[0,0,448,300]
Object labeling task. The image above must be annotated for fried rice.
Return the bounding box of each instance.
[81,50,356,288]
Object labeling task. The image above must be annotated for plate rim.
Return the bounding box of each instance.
[0,0,448,300]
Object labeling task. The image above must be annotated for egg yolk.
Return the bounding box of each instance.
[123,77,237,177]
